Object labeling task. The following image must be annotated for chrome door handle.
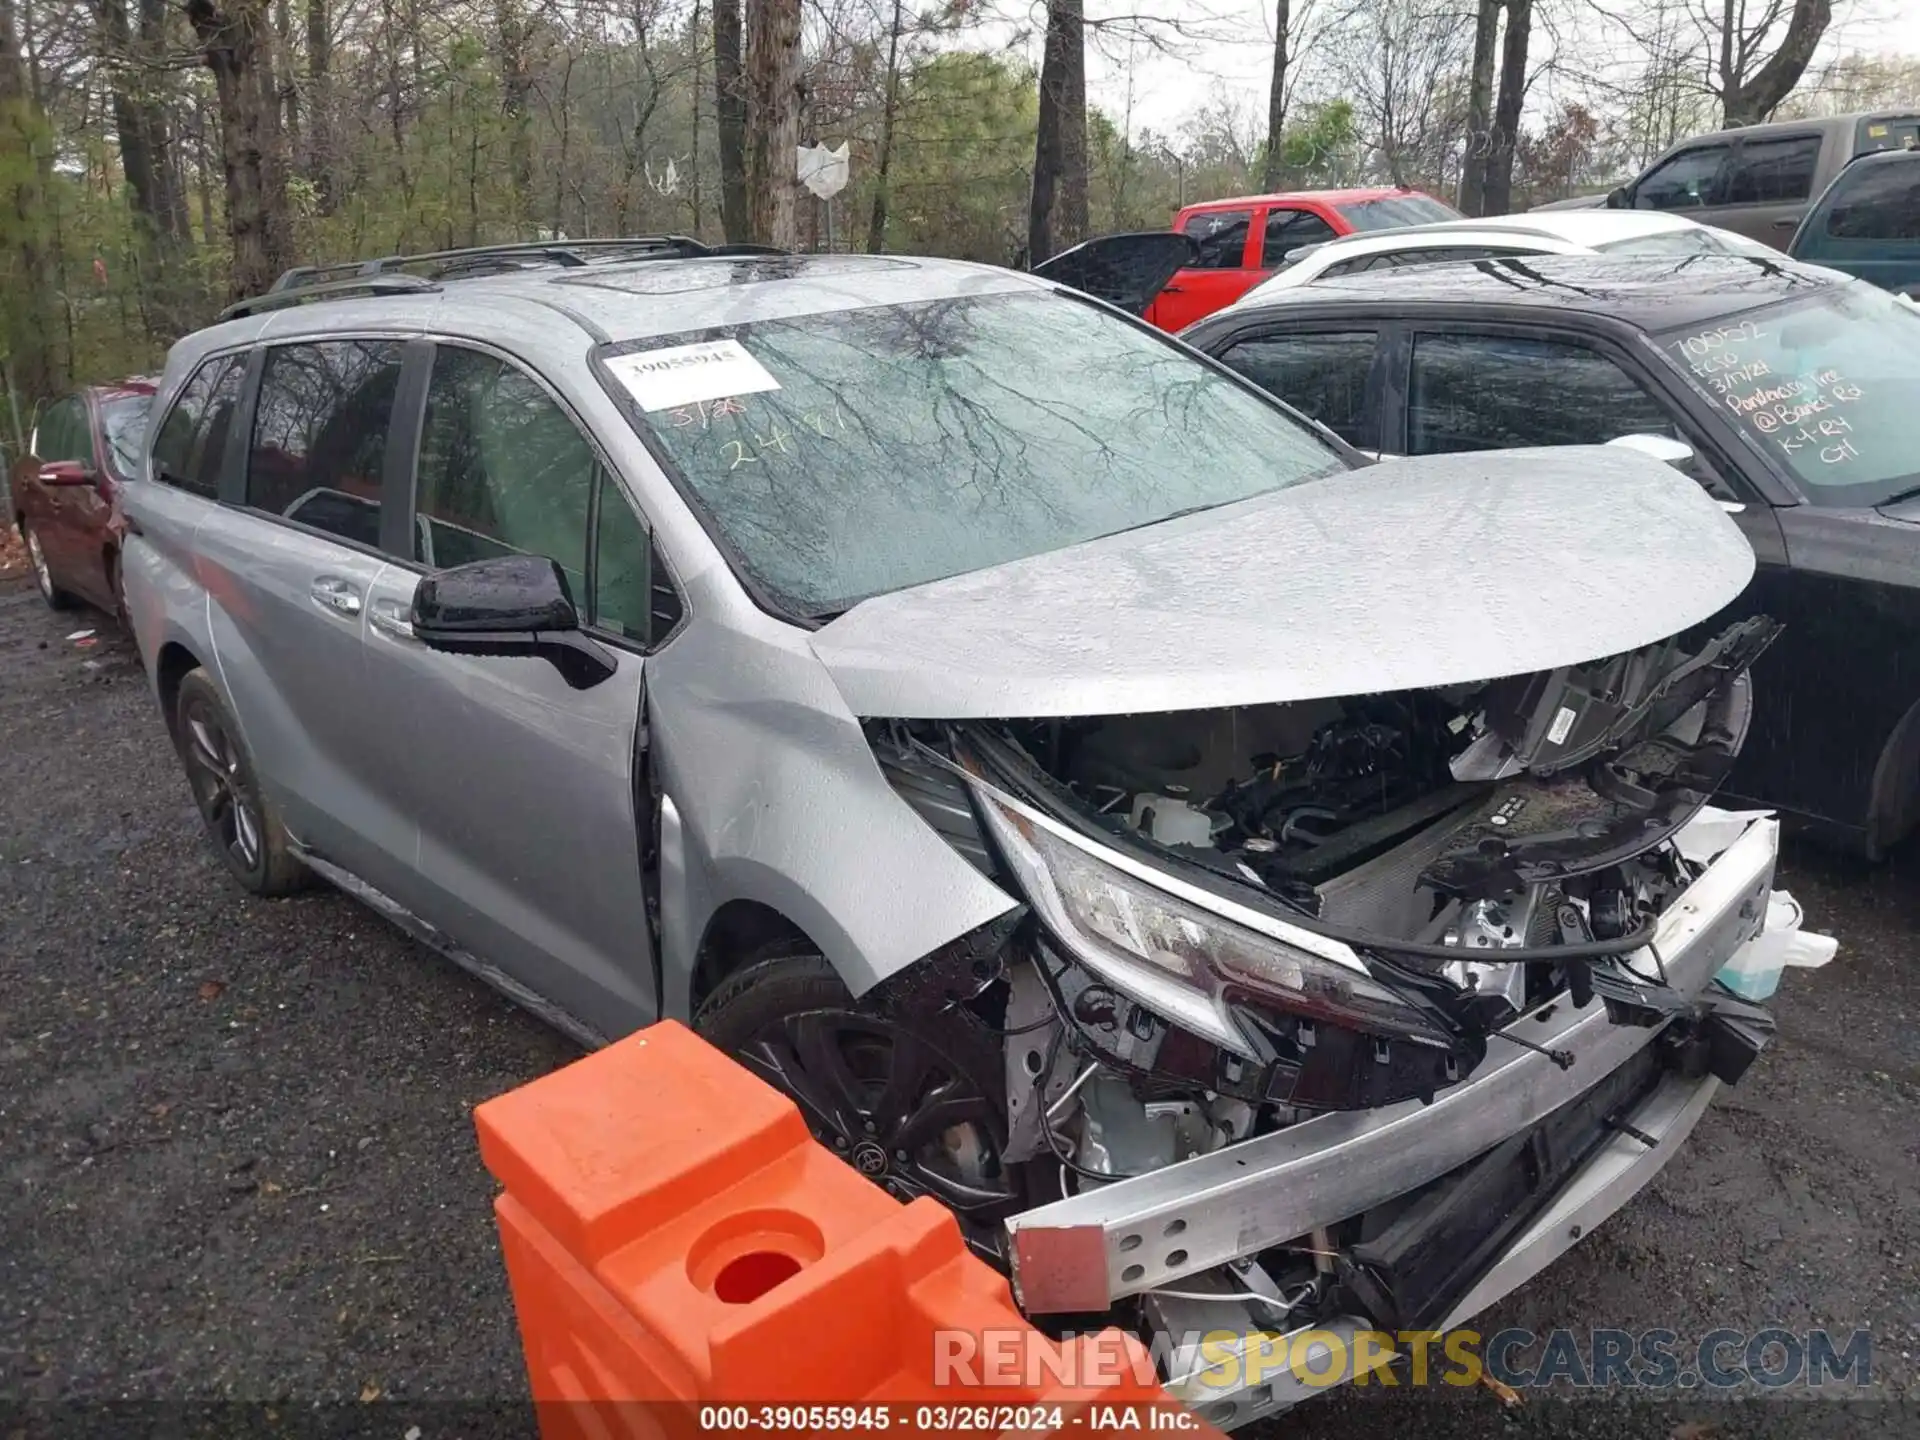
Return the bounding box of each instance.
[369,598,415,640]
[308,576,364,617]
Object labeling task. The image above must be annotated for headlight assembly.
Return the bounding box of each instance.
[975,786,1455,1057]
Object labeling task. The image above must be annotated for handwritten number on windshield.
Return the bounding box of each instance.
[1676,322,1868,470]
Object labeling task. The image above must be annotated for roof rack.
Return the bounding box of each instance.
[266,236,745,293]
[223,236,792,322]
[220,273,441,321]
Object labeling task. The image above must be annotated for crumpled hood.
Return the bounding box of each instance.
[811,446,1755,720]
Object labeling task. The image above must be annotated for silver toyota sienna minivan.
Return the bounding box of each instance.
[123,240,1819,1424]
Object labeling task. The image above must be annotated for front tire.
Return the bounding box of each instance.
[172,668,306,896]
[694,953,1026,1258]
[21,520,76,610]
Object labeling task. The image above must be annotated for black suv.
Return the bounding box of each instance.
[1184,253,1920,855]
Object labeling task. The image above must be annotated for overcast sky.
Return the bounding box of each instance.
[1046,0,1920,140]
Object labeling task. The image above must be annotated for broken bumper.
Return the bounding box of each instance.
[1146,1066,1720,1428]
[1003,812,1783,1317]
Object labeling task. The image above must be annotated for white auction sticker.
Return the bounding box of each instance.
[605,339,780,412]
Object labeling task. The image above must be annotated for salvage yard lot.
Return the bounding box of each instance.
[2,576,1916,1437]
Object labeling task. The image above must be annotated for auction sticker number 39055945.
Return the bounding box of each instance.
[606,338,783,412]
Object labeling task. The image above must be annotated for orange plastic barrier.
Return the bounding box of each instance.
[475,1020,1221,1440]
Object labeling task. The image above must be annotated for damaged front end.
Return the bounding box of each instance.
[868,615,1808,1420]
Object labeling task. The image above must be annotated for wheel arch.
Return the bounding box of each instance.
[154,640,205,741]
[688,899,822,1018]
[1866,693,1920,859]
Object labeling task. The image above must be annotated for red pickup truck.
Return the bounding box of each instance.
[1145,187,1462,330]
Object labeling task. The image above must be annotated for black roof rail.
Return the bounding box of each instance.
[264,236,736,294]
[220,273,442,321]
[225,236,793,323]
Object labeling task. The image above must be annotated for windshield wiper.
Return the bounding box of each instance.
[1874,482,1920,509]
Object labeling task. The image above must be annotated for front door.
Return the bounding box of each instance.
[1712,132,1824,248]
[27,395,92,586]
[1256,205,1339,272]
[1149,207,1257,330]
[355,340,664,1039]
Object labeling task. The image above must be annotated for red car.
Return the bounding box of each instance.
[1144,186,1462,330]
[9,379,155,622]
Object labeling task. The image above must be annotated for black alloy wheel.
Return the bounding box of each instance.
[696,954,1025,1260]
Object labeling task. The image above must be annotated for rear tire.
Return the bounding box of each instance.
[694,952,1026,1259]
[21,520,76,610]
[172,667,307,896]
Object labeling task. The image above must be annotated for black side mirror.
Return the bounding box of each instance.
[410,554,617,690]
[1606,186,1630,209]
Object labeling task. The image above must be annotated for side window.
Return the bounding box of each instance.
[416,345,676,643]
[1262,208,1337,267]
[415,346,594,595]
[247,341,404,546]
[1723,135,1822,205]
[1407,333,1677,455]
[151,355,245,499]
[33,396,86,463]
[1182,209,1253,269]
[1824,163,1920,240]
[1634,145,1730,211]
[1219,331,1377,448]
[594,484,681,644]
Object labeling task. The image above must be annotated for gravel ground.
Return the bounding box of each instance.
[2,575,1915,1438]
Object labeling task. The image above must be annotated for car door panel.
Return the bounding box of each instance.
[359,564,654,1035]
[345,339,659,1038]
[199,519,402,877]
[1712,507,1920,850]
[1711,132,1824,247]
[201,338,418,888]
[1152,207,1257,329]
[29,397,89,583]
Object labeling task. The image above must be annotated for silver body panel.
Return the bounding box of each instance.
[1003,814,1779,1313]
[121,258,1039,1023]
[811,447,1754,720]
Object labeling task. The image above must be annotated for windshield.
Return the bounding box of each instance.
[100,395,151,479]
[602,293,1344,615]
[1659,282,1920,505]
[1337,194,1462,231]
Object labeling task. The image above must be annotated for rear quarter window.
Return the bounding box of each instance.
[1817,162,1920,243]
[151,355,246,499]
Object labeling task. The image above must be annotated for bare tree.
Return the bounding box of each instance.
[744,0,801,247]
[1717,0,1832,126]
[1323,0,1471,189]
[1260,0,1291,190]
[1029,0,1087,264]
[865,0,904,252]
[713,0,748,241]
[495,0,535,227]
[0,0,61,405]
[187,0,294,301]
[1483,0,1531,214]
[1458,0,1500,213]
[304,0,332,209]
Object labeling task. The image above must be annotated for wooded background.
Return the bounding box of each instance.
[1,0,1915,432]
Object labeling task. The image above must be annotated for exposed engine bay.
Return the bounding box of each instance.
[874,613,1779,1133]
[864,617,1789,1360]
